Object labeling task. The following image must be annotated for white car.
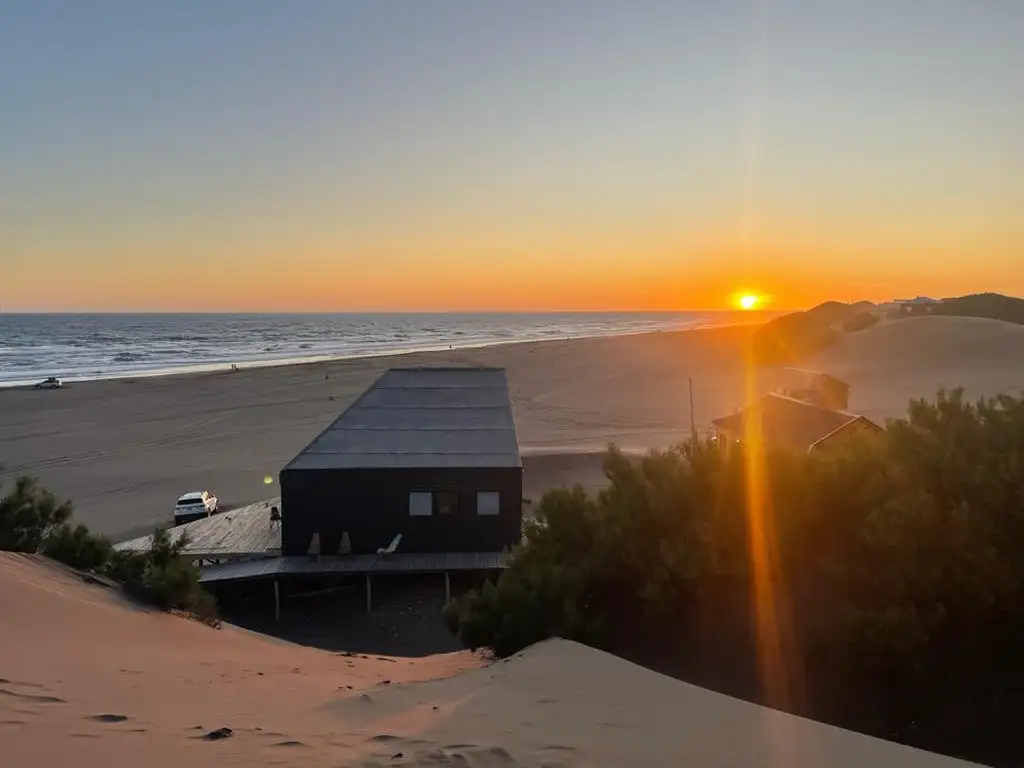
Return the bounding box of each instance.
[173,490,219,525]
[34,377,63,389]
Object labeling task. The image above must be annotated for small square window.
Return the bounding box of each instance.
[409,492,432,516]
[477,491,500,516]
[435,491,458,516]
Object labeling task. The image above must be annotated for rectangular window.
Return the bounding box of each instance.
[409,492,432,516]
[477,491,500,516]
[435,490,458,516]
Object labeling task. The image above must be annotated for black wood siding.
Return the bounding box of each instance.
[280,467,522,556]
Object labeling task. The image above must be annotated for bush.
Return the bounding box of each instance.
[444,389,1024,749]
[41,523,113,571]
[1,478,218,627]
[109,528,219,626]
[0,476,73,552]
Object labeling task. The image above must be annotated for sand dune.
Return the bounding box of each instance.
[810,317,1024,422]
[0,553,978,767]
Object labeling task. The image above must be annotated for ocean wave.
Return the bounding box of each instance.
[158,334,213,343]
[0,311,748,387]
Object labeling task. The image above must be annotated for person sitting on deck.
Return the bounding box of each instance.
[269,506,281,526]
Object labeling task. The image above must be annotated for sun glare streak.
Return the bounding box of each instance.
[741,339,801,718]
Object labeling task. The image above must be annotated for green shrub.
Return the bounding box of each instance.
[0,476,73,552]
[109,528,218,625]
[445,389,1024,726]
[41,523,113,571]
[0,478,218,627]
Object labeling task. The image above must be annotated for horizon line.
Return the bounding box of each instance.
[0,308,795,316]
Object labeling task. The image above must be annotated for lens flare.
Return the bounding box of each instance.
[741,338,802,714]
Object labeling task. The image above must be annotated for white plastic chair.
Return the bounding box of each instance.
[376,533,402,556]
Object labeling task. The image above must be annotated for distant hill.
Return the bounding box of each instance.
[754,293,1024,365]
[929,293,1024,325]
[752,300,876,364]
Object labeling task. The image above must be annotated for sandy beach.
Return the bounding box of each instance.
[2,318,1023,536]
[0,552,980,768]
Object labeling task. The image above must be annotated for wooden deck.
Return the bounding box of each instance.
[198,550,509,584]
[115,498,281,561]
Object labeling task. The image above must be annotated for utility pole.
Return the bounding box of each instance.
[689,376,697,443]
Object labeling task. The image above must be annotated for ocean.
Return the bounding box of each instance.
[0,312,747,387]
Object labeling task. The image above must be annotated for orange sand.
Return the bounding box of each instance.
[0,553,979,767]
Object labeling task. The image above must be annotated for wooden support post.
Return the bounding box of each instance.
[273,578,280,623]
[444,571,451,604]
[365,573,372,614]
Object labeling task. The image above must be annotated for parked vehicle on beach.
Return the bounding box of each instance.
[34,377,63,389]
[173,490,219,525]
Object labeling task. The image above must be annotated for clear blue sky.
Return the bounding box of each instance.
[2,1,1022,311]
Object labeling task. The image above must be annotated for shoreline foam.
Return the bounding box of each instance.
[0,311,770,388]
[0,317,749,389]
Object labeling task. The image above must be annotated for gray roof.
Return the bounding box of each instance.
[712,393,879,453]
[285,367,521,471]
[115,498,281,559]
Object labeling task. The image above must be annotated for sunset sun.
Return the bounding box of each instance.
[738,294,762,310]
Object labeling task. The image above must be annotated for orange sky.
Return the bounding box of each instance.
[3,4,1022,312]
[9,223,1020,312]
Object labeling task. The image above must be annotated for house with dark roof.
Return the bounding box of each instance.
[279,367,522,558]
[779,368,851,411]
[711,393,881,454]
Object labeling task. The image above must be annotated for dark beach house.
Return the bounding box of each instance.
[712,392,882,454]
[279,367,522,558]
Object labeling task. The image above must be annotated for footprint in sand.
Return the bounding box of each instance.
[87,714,131,723]
[0,678,46,688]
[464,746,515,765]
[200,727,234,741]
[272,740,308,747]
[0,688,66,704]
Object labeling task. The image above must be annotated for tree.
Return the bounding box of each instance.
[0,475,73,552]
[0,477,218,627]
[443,390,1024,758]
